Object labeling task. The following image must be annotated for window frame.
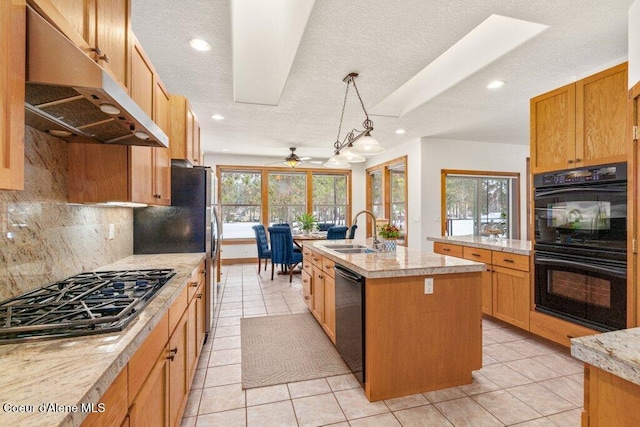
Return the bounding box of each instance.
[217,165,352,241]
[440,169,520,238]
[365,156,408,245]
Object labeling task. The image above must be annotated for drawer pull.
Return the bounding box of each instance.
[502,259,515,263]
[197,293,203,299]
[471,253,481,257]
[190,282,198,287]
[304,296,310,300]
[170,347,178,355]
[318,275,324,279]
[443,248,450,252]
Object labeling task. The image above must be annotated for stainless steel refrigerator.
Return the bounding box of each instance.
[133,163,221,337]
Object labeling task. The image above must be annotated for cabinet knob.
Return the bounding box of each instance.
[304,296,310,300]
[170,347,178,355]
[567,159,574,164]
[190,282,198,287]
[91,47,110,63]
[197,293,203,299]
[167,355,175,361]
[201,269,206,274]
[574,158,581,163]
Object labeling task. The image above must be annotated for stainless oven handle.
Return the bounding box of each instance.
[535,256,626,278]
[535,186,626,198]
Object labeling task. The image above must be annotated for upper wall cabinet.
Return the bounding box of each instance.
[170,95,201,165]
[0,0,25,191]
[30,0,130,88]
[531,62,628,174]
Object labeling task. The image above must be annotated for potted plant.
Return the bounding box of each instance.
[295,213,317,235]
[378,223,401,251]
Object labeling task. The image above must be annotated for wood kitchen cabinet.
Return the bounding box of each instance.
[581,364,640,426]
[434,242,531,329]
[170,95,201,165]
[303,245,336,343]
[31,0,130,88]
[0,0,25,191]
[129,34,171,205]
[82,259,207,427]
[530,62,628,174]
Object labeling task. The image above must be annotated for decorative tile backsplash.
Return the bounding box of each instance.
[0,128,133,301]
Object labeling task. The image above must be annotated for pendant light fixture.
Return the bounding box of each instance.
[324,73,384,168]
[284,147,302,168]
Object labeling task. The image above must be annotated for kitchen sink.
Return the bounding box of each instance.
[331,247,378,254]
[323,244,367,250]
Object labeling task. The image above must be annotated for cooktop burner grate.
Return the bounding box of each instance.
[0,269,175,344]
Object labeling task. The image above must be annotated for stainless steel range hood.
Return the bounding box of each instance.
[24,7,168,148]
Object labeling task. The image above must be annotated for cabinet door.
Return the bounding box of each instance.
[530,83,576,174]
[168,311,189,427]
[186,107,195,163]
[192,116,201,165]
[492,266,530,330]
[312,266,325,323]
[95,0,129,86]
[129,349,170,427]
[0,0,25,191]
[81,368,128,427]
[324,275,336,343]
[433,242,463,258]
[46,0,94,46]
[129,146,155,204]
[576,62,628,167]
[153,79,171,205]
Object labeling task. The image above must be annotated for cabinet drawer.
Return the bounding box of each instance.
[462,246,491,264]
[433,242,463,258]
[302,257,313,276]
[187,261,205,301]
[302,245,314,258]
[322,258,335,278]
[529,310,598,347]
[310,252,324,268]
[492,252,529,272]
[129,311,169,403]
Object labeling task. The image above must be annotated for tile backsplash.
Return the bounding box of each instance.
[0,128,132,301]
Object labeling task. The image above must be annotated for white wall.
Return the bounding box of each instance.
[630,0,640,87]
[420,138,529,252]
[362,138,422,249]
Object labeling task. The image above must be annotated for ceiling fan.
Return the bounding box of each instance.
[267,147,313,168]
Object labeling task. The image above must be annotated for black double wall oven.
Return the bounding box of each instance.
[533,162,627,332]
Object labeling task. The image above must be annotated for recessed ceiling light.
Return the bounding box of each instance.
[211,114,225,120]
[487,80,505,89]
[395,129,406,134]
[189,38,212,51]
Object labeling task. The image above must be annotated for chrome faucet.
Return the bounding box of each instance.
[352,210,380,249]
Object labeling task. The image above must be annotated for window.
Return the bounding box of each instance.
[366,156,408,244]
[219,170,262,239]
[313,174,348,225]
[442,170,520,238]
[268,172,306,225]
[217,166,351,240]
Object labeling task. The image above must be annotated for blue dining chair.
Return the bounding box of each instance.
[252,224,271,273]
[317,222,335,232]
[348,224,357,239]
[268,226,303,282]
[327,226,349,240]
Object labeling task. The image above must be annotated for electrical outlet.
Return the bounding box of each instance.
[424,278,434,294]
[108,224,115,240]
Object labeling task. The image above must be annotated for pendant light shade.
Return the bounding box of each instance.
[324,156,351,169]
[333,150,366,163]
[349,133,384,155]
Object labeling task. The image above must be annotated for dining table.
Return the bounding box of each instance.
[292,231,328,249]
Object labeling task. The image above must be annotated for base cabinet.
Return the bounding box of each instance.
[434,242,531,330]
[302,245,336,344]
[82,259,207,427]
[581,364,640,426]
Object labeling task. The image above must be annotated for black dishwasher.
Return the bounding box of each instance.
[334,264,365,384]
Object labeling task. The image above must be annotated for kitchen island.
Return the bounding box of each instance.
[304,240,485,402]
[571,328,640,426]
[0,253,206,427]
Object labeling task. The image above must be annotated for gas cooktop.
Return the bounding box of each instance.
[0,269,176,344]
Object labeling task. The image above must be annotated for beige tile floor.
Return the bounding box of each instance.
[181,263,584,426]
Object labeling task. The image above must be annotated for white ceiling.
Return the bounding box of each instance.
[131,0,633,162]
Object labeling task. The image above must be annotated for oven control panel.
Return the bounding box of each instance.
[535,162,626,187]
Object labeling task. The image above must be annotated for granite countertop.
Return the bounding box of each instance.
[308,240,485,279]
[0,253,206,427]
[427,235,532,255]
[571,327,640,386]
